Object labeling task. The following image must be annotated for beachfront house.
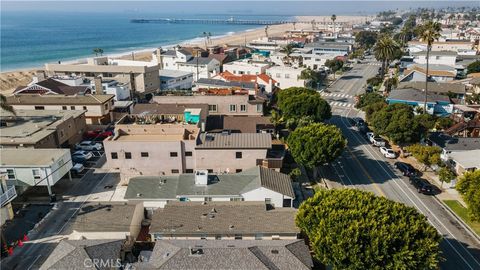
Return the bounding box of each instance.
[304,42,352,56]
[265,66,305,89]
[223,59,271,76]
[159,70,194,91]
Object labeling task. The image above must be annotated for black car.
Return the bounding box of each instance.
[394,162,417,177]
[410,177,434,195]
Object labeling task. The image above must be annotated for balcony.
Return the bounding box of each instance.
[1,186,17,207]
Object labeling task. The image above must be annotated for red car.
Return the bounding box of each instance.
[83,129,113,140]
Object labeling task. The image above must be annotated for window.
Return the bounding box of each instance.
[234,234,243,240]
[265,198,272,204]
[230,197,244,201]
[236,152,242,159]
[111,152,118,159]
[32,169,41,180]
[6,169,16,180]
[236,169,243,173]
[171,169,179,174]
[104,104,108,110]
[83,106,87,110]
[62,106,67,110]
[207,169,213,173]
[215,235,222,240]
[275,73,281,78]
[141,152,149,157]
[208,104,218,112]
[70,106,75,110]
[255,233,263,240]
[185,151,193,157]
[186,169,194,173]
[170,152,178,157]
[256,104,263,113]
[240,105,246,112]
[229,104,236,112]
[285,73,290,79]
[200,234,207,240]
[204,197,212,202]
[34,106,45,110]
[125,152,132,159]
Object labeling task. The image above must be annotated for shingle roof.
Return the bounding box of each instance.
[412,51,458,56]
[14,78,91,95]
[428,132,480,151]
[405,64,457,77]
[196,133,271,149]
[388,88,451,103]
[40,239,124,270]
[7,93,114,105]
[149,202,299,235]
[397,81,466,94]
[134,239,312,270]
[125,166,295,200]
[184,56,218,66]
[196,78,256,90]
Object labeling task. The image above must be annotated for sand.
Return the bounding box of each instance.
[0,15,370,95]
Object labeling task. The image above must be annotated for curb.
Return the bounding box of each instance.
[434,196,480,245]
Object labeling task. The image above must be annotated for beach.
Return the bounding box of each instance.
[0,15,370,95]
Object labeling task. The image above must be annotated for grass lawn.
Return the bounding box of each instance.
[443,200,480,236]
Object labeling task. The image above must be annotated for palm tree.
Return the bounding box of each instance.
[93,48,104,57]
[373,35,400,77]
[1,94,15,115]
[331,14,337,34]
[416,21,441,113]
[264,25,269,38]
[281,44,295,64]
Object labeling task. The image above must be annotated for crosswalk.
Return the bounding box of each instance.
[329,101,354,108]
[365,62,381,66]
[321,93,354,99]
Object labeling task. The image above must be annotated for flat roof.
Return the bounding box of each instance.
[114,134,185,142]
[196,133,271,149]
[0,149,70,167]
[7,94,114,105]
[0,109,85,145]
[159,69,193,78]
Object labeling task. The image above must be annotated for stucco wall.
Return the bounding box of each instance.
[195,149,267,173]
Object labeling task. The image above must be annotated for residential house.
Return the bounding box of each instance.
[401,64,457,83]
[387,88,453,116]
[411,51,457,66]
[13,77,91,96]
[206,115,274,134]
[147,202,298,239]
[408,40,475,54]
[0,149,73,195]
[132,103,209,124]
[223,59,271,76]
[397,81,467,100]
[1,174,17,226]
[133,239,313,270]
[6,94,115,124]
[266,66,305,89]
[446,105,480,137]
[51,75,130,101]
[153,89,264,116]
[159,70,194,91]
[247,37,286,51]
[44,57,161,96]
[195,78,257,93]
[304,42,352,56]
[0,109,86,149]
[68,202,144,240]
[125,167,295,209]
[213,71,277,93]
[40,239,126,270]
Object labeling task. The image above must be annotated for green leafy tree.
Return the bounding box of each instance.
[365,101,387,122]
[325,59,344,79]
[287,123,346,169]
[435,117,454,130]
[355,31,378,49]
[281,44,296,64]
[467,61,480,74]
[456,170,480,221]
[299,68,326,89]
[414,113,436,138]
[296,189,442,270]
[331,14,337,33]
[370,103,420,145]
[366,76,383,86]
[277,87,331,127]
[405,144,442,171]
[0,94,15,115]
[374,35,401,77]
[384,77,398,92]
[415,21,441,113]
[438,167,456,188]
[355,92,385,109]
[391,17,403,25]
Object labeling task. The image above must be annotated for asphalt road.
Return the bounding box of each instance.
[321,58,480,270]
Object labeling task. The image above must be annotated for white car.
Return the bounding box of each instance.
[366,132,375,143]
[75,141,103,151]
[372,137,386,147]
[72,150,93,160]
[380,147,396,158]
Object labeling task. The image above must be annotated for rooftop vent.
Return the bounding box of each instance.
[271,250,279,254]
[189,248,204,256]
[195,170,208,186]
[205,133,215,141]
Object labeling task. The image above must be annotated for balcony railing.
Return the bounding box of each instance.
[0,186,17,207]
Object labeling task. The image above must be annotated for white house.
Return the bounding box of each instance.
[304,42,352,56]
[247,37,286,51]
[223,59,271,75]
[402,64,457,83]
[124,166,295,209]
[159,69,194,90]
[0,149,73,196]
[91,79,130,100]
[266,66,305,89]
[412,51,457,66]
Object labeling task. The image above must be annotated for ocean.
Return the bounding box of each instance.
[1,1,477,72]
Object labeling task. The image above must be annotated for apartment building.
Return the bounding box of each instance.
[44,57,160,96]
[0,149,73,196]
[0,109,86,149]
[266,66,305,89]
[154,48,220,80]
[304,42,352,56]
[408,40,475,54]
[223,59,271,75]
[159,69,194,90]
[6,94,114,124]
[412,51,457,66]
[153,89,264,116]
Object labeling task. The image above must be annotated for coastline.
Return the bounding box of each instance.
[0,15,369,94]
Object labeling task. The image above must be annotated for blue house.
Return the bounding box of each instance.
[386,88,453,116]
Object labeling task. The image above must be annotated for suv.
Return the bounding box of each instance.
[372,137,386,147]
[394,162,417,177]
[366,132,375,143]
[410,177,434,195]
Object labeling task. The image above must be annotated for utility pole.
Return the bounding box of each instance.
[196,51,200,81]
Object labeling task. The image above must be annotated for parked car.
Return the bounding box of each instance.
[72,150,93,160]
[366,132,375,142]
[410,177,434,195]
[394,162,417,177]
[71,163,85,176]
[372,137,386,147]
[75,141,103,151]
[366,85,373,93]
[83,129,113,140]
[380,147,396,158]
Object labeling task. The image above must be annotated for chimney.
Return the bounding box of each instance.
[156,47,163,68]
[94,76,103,95]
[195,170,208,186]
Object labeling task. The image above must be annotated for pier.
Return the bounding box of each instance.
[130,18,299,25]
